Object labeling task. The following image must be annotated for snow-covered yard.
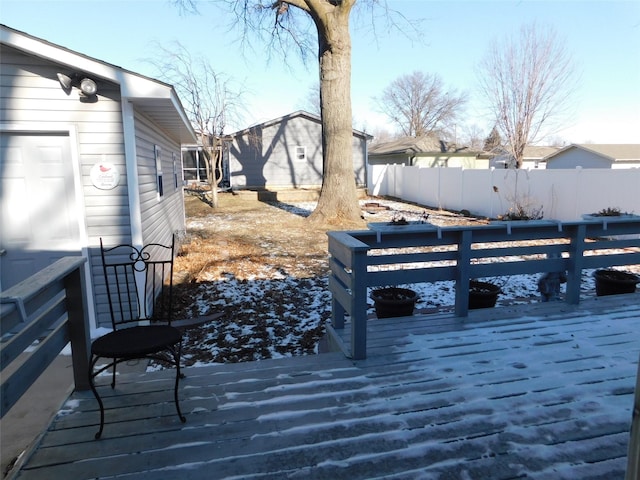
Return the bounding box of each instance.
[165,198,639,368]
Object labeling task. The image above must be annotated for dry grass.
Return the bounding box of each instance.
[175,192,331,284]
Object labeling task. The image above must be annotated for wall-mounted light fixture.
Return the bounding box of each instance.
[56,73,98,98]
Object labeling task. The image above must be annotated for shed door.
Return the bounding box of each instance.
[0,132,81,290]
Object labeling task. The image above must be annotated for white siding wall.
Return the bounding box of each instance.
[133,112,185,248]
[1,47,186,328]
[1,47,131,328]
[1,49,129,244]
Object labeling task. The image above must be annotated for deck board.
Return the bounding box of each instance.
[11,293,640,479]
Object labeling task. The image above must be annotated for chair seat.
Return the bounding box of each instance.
[91,325,182,358]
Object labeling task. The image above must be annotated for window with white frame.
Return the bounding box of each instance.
[173,153,180,189]
[294,146,307,162]
[155,145,164,199]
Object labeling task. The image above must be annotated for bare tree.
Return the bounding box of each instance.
[477,23,577,168]
[148,41,245,207]
[457,123,485,151]
[174,0,417,226]
[300,81,321,116]
[374,71,467,138]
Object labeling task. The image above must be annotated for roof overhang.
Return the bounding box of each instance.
[0,24,197,144]
[231,110,374,141]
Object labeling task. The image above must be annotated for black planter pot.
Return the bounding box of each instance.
[468,280,501,309]
[371,287,418,318]
[593,269,640,296]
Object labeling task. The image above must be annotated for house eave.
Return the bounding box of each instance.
[0,24,197,144]
[230,110,373,140]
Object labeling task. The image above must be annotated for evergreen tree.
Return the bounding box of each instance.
[483,126,502,151]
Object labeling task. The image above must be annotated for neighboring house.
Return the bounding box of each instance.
[0,25,196,328]
[487,145,560,169]
[544,144,640,169]
[227,110,372,189]
[369,136,487,169]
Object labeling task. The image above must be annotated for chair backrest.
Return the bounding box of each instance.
[100,236,175,329]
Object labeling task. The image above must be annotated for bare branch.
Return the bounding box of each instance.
[375,71,467,138]
[144,39,246,207]
[477,23,578,168]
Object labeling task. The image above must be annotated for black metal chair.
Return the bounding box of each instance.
[89,236,185,439]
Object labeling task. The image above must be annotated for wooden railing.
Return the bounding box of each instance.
[1,257,91,417]
[327,217,640,360]
[628,353,640,480]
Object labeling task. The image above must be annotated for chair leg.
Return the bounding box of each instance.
[173,342,186,423]
[88,355,106,440]
[111,362,117,389]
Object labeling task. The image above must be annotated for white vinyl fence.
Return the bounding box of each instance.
[369,164,640,221]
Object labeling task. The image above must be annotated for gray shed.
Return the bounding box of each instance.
[227,110,371,190]
[0,25,196,329]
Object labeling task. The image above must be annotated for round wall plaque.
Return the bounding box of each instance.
[90,163,120,190]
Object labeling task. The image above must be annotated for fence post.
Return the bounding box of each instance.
[64,265,91,391]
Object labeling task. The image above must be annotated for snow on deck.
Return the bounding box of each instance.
[13,293,640,479]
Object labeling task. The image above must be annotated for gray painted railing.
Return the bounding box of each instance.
[327,217,640,360]
[1,257,91,417]
[627,353,640,480]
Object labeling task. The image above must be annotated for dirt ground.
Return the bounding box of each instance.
[174,192,332,285]
[174,191,475,288]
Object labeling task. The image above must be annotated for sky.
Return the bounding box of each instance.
[2,0,639,144]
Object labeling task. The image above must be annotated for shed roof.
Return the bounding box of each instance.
[0,24,197,144]
[545,144,640,162]
[230,110,373,140]
[369,136,442,155]
[522,145,560,159]
[369,135,481,156]
[480,145,560,160]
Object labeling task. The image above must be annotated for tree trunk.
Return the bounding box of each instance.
[201,133,219,208]
[209,143,220,208]
[209,163,219,208]
[307,5,362,227]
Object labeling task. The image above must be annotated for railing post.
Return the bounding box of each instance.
[566,224,586,305]
[331,296,345,330]
[454,230,472,317]
[64,265,91,391]
[626,353,640,480]
[350,248,369,360]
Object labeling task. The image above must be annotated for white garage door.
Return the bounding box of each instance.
[0,132,81,290]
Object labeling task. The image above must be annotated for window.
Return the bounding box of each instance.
[155,145,163,199]
[182,147,207,183]
[173,153,180,189]
[295,146,307,162]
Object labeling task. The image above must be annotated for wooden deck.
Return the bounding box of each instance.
[11,293,640,479]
